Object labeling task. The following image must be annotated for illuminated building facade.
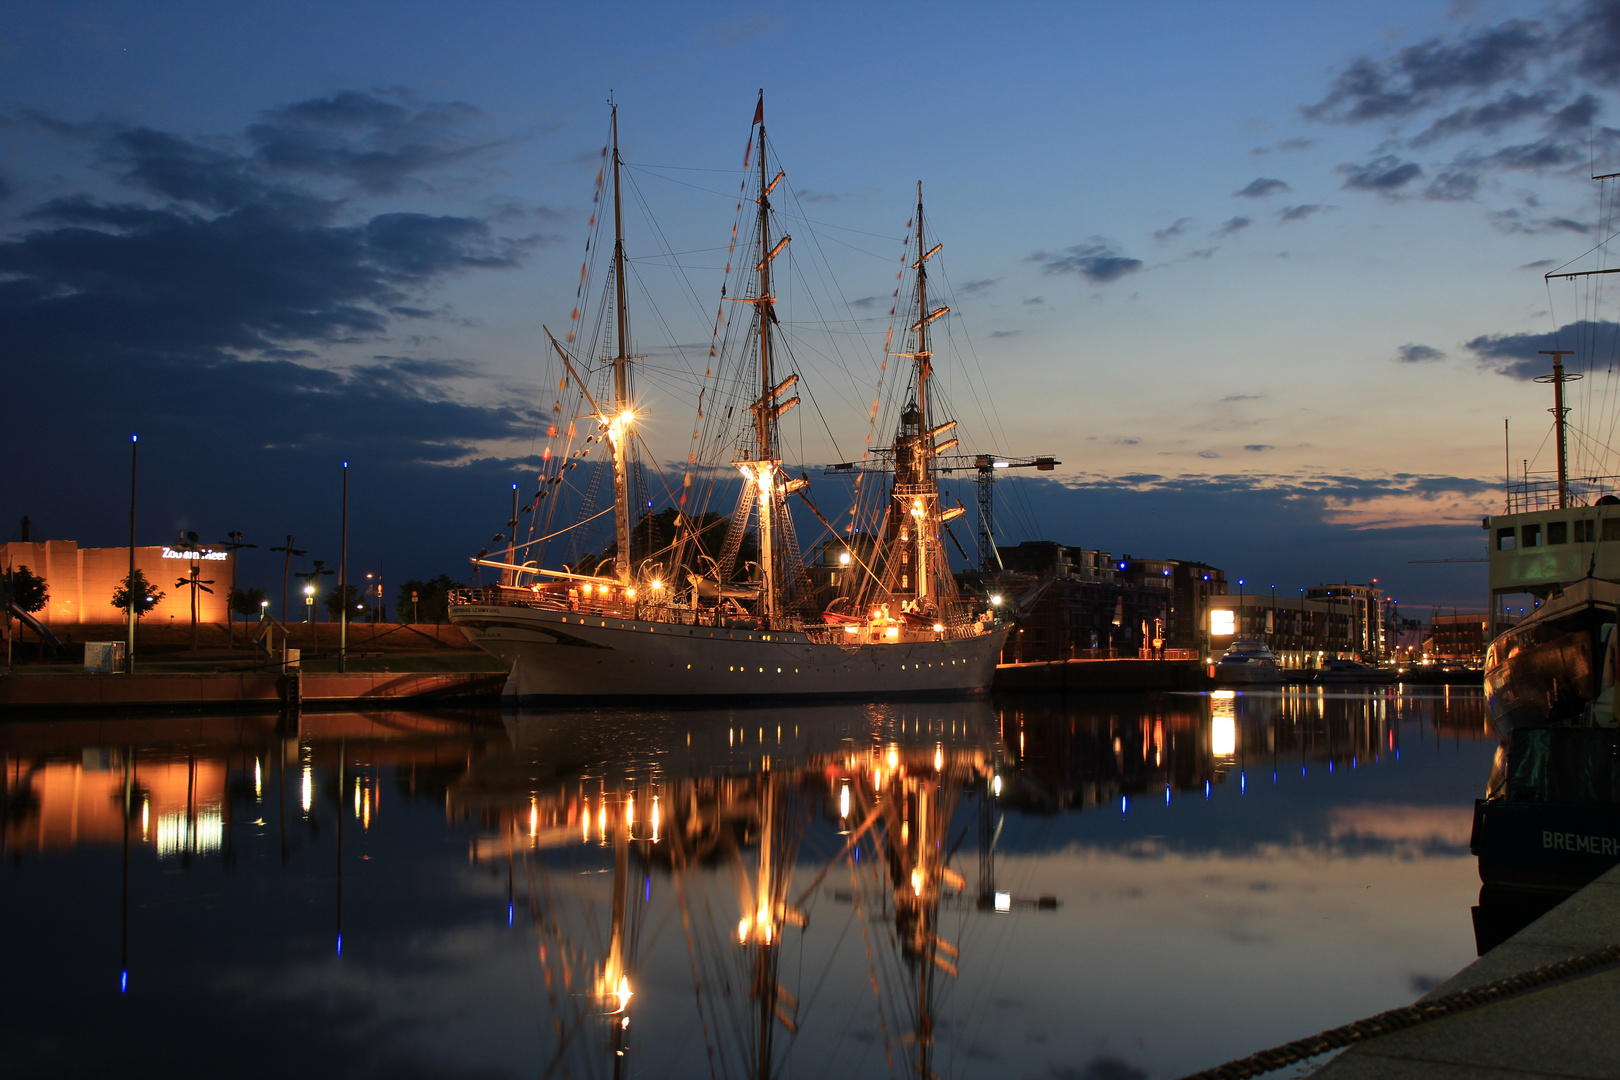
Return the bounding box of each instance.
[0,539,234,626]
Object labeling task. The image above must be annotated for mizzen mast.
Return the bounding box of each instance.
[606,104,635,584]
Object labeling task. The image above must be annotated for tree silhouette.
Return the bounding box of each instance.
[6,565,49,613]
[112,570,164,619]
[229,586,267,618]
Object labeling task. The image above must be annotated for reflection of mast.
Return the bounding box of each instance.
[120,746,132,993]
[735,772,803,1080]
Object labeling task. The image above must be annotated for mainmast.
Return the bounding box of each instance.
[737,92,798,621]
[607,104,635,584]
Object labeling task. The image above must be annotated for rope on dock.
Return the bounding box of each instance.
[1178,942,1620,1080]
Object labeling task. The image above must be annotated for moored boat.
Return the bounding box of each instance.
[1312,658,1397,685]
[1213,639,1284,685]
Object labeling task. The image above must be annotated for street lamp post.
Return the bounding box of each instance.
[126,434,138,675]
[339,461,349,673]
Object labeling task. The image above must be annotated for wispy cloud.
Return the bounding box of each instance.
[1235,178,1291,198]
[1029,238,1144,283]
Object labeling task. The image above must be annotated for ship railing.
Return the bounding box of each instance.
[1506,474,1620,514]
[449,586,813,632]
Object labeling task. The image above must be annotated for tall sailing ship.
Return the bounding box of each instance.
[449,99,1010,702]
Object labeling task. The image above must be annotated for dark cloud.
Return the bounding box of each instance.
[989,329,1020,338]
[1485,136,1587,170]
[1278,203,1332,222]
[246,89,498,195]
[1023,296,1045,305]
[1305,19,1546,123]
[1251,137,1316,156]
[0,173,14,199]
[958,278,997,294]
[1114,436,1140,446]
[1548,92,1603,131]
[1222,394,1262,402]
[1197,450,1222,459]
[1424,170,1480,201]
[1396,343,1446,363]
[1235,178,1291,198]
[792,189,842,204]
[1339,155,1424,193]
[1465,319,1620,378]
[1215,216,1252,237]
[1489,208,1589,234]
[1519,259,1557,270]
[1153,217,1194,243]
[1411,90,1555,145]
[848,295,883,308]
[1244,444,1274,452]
[1030,239,1143,283]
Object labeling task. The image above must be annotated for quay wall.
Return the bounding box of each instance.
[994,658,1205,692]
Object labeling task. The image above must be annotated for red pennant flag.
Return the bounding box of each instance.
[753,92,764,126]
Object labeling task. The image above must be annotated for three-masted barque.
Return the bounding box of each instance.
[449,99,1009,702]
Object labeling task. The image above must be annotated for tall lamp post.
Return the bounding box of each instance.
[340,461,349,673]
[126,434,138,674]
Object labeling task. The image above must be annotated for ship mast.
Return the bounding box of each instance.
[904,184,949,606]
[1537,349,1579,509]
[607,104,635,584]
[737,93,797,621]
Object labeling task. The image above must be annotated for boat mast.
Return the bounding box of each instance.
[1536,349,1579,509]
[907,184,948,606]
[608,104,635,584]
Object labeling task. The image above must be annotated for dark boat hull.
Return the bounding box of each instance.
[1483,587,1615,733]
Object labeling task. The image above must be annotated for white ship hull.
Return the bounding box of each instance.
[451,604,1009,702]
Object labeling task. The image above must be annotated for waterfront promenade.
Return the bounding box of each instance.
[1307,866,1620,1078]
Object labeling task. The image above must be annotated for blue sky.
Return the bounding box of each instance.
[5,0,1618,611]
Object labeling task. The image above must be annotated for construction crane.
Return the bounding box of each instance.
[821,453,1059,571]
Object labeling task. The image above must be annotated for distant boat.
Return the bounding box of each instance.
[1312,658,1396,685]
[448,99,1010,702]
[1214,639,1284,685]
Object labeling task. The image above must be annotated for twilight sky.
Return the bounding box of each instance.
[6,0,1620,612]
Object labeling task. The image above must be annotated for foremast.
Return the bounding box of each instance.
[606,104,636,585]
[734,93,802,623]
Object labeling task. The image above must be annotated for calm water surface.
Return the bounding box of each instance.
[0,687,1493,1079]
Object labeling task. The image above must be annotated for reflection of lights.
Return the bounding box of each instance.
[120,969,128,993]
[301,766,313,813]
[626,794,635,833]
[598,801,607,842]
[529,800,538,839]
[934,745,944,771]
[887,746,899,769]
[612,977,633,1013]
[652,796,661,843]
[1211,689,1236,700]
[141,798,149,840]
[991,774,1002,797]
[1212,716,1236,756]
[253,759,262,800]
[839,783,850,819]
[354,777,362,818]
[910,869,923,896]
[155,809,223,858]
[994,892,1011,913]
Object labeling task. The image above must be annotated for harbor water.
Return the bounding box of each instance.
[1,687,1494,1079]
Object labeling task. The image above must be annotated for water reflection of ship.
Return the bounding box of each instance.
[451,702,1009,1079]
[996,688,1480,811]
